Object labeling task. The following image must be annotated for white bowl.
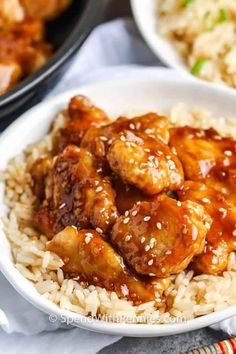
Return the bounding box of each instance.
[1,68,236,337]
[131,0,187,72]
[131,0,236,92]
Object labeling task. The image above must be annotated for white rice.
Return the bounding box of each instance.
[2,105,236,324]
[158,0,236,88]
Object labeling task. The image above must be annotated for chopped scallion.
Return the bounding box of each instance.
[218,8,228,23]
[183,0,195,6]
[191,59,206,76]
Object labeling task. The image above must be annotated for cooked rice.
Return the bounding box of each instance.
[2,105,236,324]
[158,0,236,88]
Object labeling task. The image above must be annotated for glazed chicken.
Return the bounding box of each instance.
[0,19,52,95]
[178,181,236,274]
[107,130,184,195]
[111,176,153,214]
[33,145,118,237]
[0,0,71,95]
[29,95,236,305]
[54,96,111,153]
[21,0,72,21]
[0,0,24,29]
[112,194,211,278]
[81,112,169,161]
[47,226,156,305]
[30,156,53,200]
[169,126,236,195]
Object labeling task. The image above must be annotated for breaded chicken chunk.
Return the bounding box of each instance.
[29,156,52,200]
[169,126,236,186]
[47,226,155,304]
[178,181,236,274]
[0,19,52,94]
[21,0,72,21]
[54,96,110,152]
[107,130,184,195]
[33,145,118,237]
[112,194,211,277]
[111,175,153,215]
[0,0,24,29]
[81,112,169,160]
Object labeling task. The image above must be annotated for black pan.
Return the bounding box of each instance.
[0,0,109,129]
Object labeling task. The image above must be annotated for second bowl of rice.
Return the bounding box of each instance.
[1,68,236,337]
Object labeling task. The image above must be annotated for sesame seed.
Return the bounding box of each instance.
[148,259,154,266]
[145,245,150,252]
[125,235,132,241]
[224,150,232,157]
[144,216,151,222]
[202,198,210,204]
[144,148,151,153]
[96,186,103,193]
[124,210,129,217]
[71,225,77,230]
[100,136,108,141]
[100,208,105,213]
[129,123,135,130]
[85,232,93,237]
[157,150,163,155]
[59,203,66,209]
[177,201,181,207]
[85,237,91,244]
[205,222,211,230]
[165,250,172,255]
[149,273,156,277]
[121,284,129,297]
[166,155,171,160]
[161,267,166,273]
[129,158,134,164]
[120,135,126,142]
[150,238,156,248]
[96,227,103,234]
[132,210,138,217]
[219,208,227,218]
[141,237,146,244]
[156,222,162,230]
[123,217,130,224]
[232,229,236,236]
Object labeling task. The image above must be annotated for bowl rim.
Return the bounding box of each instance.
[0,0,108,107]
[1,67,236,337]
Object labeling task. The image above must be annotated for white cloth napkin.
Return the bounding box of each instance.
[0,17,234,353]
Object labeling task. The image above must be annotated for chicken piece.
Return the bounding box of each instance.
[0,61,22,95]
[0,19,52,94]
[112,175,153,214]
[178,181,236,274]
[54,96,110,152]
[33,145,118,237]
[81,112,169,160]
[0,0,24,29]
[29,156,52,200]
[21,0,72,21]
[169,126,236,184]
[107,130,184,195]
[112,194,211,277]
[47,226,155,305]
